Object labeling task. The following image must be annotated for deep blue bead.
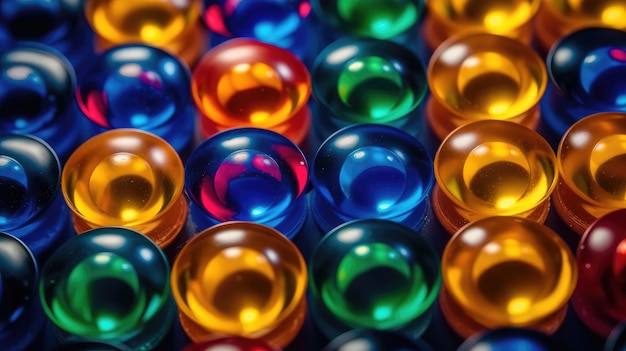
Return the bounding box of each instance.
[457,328,560,351]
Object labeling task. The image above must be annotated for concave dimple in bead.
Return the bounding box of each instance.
[61,129,187,248]
[433,120,558,234]
[171,221,308,348]
[203,0,312,60]
[84,0,205,66]
[457,328,560,351]
[185,127,309,239]
[312,0,424,40]
[76,44,194,154]
[0,232,44,351]
[0,43,79,162]
[553,112,626,235]
[322,329,433,351]
[183,335,281,351]
[423,0,540,51]
[311,37,427,139]
[311,124,433,232]
[427,33,547,140]
[571,209,626,336]
[440,216,577,338]
[0,133,69,258]
[535,0,626,54]
[39,227,172,350]
[542,27,626,136]
[309,219,441,339]
[192,38,311,145]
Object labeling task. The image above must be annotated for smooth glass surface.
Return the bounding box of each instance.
[39,227,172,350]
[76,44,193,154]
[171,222,307,347]
[457,328,560,351]
[606,322,626,351]
[311,124,433,232]
[185,128,309,238]
[322,329,433,351]
[441,217,576,333]
[183,336,281,351]
[309,219,441,339]
[62,129,186,247]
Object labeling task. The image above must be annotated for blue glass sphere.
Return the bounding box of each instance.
[0,232,44,351]
[0,133,70,259]
[606,322,626,351]
[0,43,80,162]
[542,27,626,136]
[322,329,433,351]
[76,44,194,155]
[185,127,309,238]
[457,328,560,351]
[203,0,312,61]
[311,124,433,232]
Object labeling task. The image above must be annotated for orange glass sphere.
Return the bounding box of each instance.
[433,120,558,234]
[171,221,308,348]
[535,0,626,53]
[61,129,187,248]
[440,216,577,338]
[192,38,311,146]
[553,112,626,235]
[427,33,547,140]
[423,0,541,51]
[84,0,206,66]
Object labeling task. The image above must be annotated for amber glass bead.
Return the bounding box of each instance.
[426,33,547,140]
[61,129,187,248]
[192,38,311,145]
[553,112,626,235]
[440,216,577,338]
[433,120,558,234]
[423,0,540,51]
[84,0,206,66]
[571,209,626,336]
[171,222,308,348]
[535,0,626,54]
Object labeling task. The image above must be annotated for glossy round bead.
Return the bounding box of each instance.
[183,336,281,351]
[0,43,79,162]
[606,322,626,351]
[192,38,311,145]
[312,0,424,40]
[553,112,626,235]
[427,33,547,140]
[61,129,187,248]
[39,227,173,350]
[185,128,309,238]
[311,124,434,232]
[571,209,626,336]
[542,28,626,136]
[322,329,433,351]
[309,219,441,339]
[203,0,312,60]
[84,0,205,66]
[457,328,560,351]
[440,217,576,338]
[311,37,427,138]
[0,233,44,351]
[0,134,69,258]
[535,0,626,53]
[76,44,194,154]
[423,0,540,50]
[171,222,308,348]
[433,120,558,234]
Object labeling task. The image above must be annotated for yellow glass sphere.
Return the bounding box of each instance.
[536,0,626,53]
[61,129,187,248]
[423,0,541,50]
[85,0,205,66]
[440,216,577,338]
[171,221,308,348]
[433,120,558,234]
[553,112,626,235]
[427,33,547,140]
